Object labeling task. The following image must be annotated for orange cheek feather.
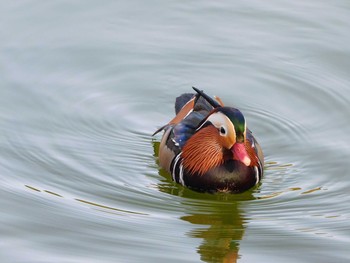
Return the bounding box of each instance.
[182,126,224,175]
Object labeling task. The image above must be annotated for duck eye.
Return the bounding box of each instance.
[220,127,226,135]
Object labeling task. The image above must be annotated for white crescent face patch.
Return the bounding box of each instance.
[197,111,237,149]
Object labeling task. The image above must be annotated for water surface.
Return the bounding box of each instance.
[1,1,350,262]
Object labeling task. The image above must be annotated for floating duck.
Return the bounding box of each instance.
[153,88,264,193]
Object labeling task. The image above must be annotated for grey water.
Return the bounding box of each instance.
[1,1,350,262]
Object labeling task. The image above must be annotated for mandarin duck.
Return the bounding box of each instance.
[153,88,264,193]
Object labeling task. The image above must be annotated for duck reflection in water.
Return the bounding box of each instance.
[153,140,255,263]
[181,199,247,263]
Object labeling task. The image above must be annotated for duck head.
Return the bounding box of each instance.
[182,106,252,175]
